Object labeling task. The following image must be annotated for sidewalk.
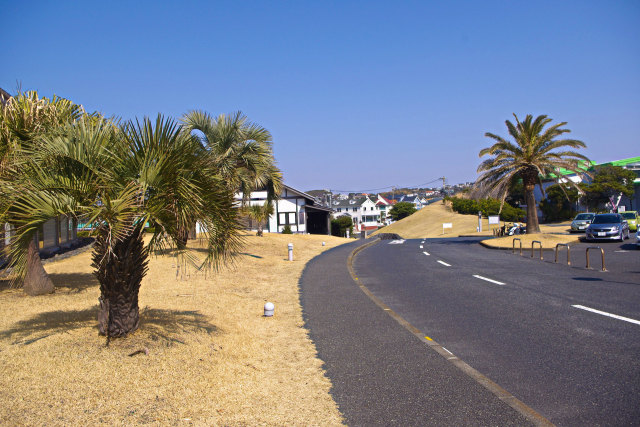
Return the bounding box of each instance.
[300,239,536,426]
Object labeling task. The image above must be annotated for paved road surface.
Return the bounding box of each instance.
[353,237,640,426]
[300,240,535,426]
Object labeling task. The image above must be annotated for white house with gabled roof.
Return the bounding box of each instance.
[331,196,380,231]
[232,184,333,234]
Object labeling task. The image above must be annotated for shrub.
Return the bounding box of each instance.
[331,216,353,237]
[77,230,92,238]
[281,224,293,234]
[448,196,524,222]
[539,184,579,222]
[389,202,417,221]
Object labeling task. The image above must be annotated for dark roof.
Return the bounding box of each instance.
[0,88,11,105]
[402,195,419,203]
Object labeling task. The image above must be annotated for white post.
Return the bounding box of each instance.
[288,243,293,261]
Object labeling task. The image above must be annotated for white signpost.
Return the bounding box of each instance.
[442,222,453,235]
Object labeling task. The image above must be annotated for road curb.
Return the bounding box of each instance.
[348,239,555,427]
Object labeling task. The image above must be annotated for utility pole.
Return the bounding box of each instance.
[440,177,446,203]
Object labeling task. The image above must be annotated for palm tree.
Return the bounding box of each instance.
[246,202,274,236]
[477,114,590,234]
[181,111,283,205]
[0,90,87,295]
[6,115,243,337]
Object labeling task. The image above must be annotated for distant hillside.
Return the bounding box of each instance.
[373,202,491,238]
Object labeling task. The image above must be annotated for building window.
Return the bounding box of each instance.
[278,212,297,226]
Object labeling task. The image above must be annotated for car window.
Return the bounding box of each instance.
[592,214,620,224]
[621,212,636,219]
[575,214,593,220]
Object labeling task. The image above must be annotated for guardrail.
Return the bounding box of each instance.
[554,243,571,265]
[531,240,543,260]
[512,238,522,255]
[586,246,606,271]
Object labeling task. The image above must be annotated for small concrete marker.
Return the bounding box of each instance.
[264,302,275,317]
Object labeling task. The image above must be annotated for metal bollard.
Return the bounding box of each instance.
[531,240,543,260]
[288,243,293,261]
[512,238,522,255]
[555,243,571,265]
[586,246,606,271]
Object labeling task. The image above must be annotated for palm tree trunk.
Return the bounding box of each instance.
[23,239,55,296]
[177,226,189,248]
[524,181,541,234]
[93,225,149,337]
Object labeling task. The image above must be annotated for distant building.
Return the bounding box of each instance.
[331,196,380,231]
[229,184,333,235]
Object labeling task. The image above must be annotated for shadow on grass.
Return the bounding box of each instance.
[150,244,263,260]
[0,305,217,346]
[0,279,13,291]
[49,272,98,292]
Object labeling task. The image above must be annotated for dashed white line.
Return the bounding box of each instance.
[572,305,640,326]
[472,275,505,286]
[420,245,424,249]
[437,260,451,267]
[423,251,430,256]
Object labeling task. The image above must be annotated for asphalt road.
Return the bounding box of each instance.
[352,236,640,426]
[300,240,534,426]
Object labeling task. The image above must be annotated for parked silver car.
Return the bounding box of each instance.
[570,213,595,232]
[585,213,630,242]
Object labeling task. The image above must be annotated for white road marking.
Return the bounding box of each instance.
[420,245,424,249]
[442,347,453,355]
[423,251,430,256]
[388,239,405,244]
[437,260,451,267]
[572,305,640,326]
[472,275,505,286]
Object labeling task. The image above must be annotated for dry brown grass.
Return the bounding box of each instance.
[374,202,494,238]
[480,233,579,249]
[0,233,348,426]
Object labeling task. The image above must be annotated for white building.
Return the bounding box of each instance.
[331,196,381,231]
[233,184,333,234]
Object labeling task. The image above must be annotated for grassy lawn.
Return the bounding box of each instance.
[374,202,495,238]
[0,233,347,426]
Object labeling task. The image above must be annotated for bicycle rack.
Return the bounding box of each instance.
[586,247,606,271]
[554,243,571,265]
[512,238,522,255]
[531,240,543,260]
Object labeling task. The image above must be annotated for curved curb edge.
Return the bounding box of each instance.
[347,238,555,427]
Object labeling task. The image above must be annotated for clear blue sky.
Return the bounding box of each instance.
[3,1,639,192]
